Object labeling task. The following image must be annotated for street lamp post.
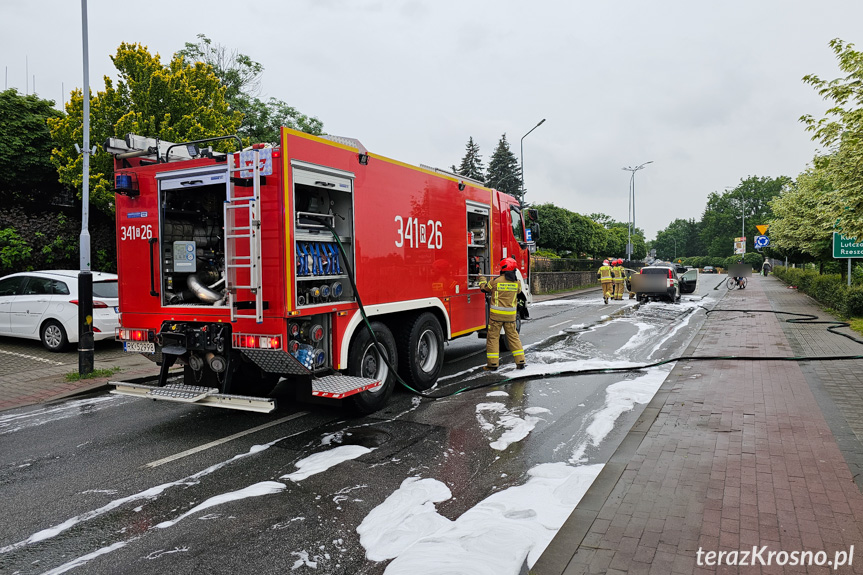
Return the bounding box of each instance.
[621,161,653,261]
[727,186,745,255]
[671,236,677,260]
[78,0,94,375]
[520,119,546,204]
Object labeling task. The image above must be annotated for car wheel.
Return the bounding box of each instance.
[347,322,397,414]
[397,312,444,391]
[41,320,69,352]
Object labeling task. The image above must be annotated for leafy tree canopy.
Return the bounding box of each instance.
[177,34,322,143]
[49,42,244,214]
[768,165,835,261]
[799,38,863,242]
[0,89,63,202]
[698,175,787,257]
[652,218,702,261]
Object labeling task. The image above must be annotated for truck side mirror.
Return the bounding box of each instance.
[527,209,538,221]
[530,223,540,242]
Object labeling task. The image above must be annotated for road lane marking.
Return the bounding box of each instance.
[143,411,309,468]
[0,349,65,365]
[550,319,578,328]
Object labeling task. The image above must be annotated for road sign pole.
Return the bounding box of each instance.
[849,258,852,287]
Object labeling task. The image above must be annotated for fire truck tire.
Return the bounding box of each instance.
[397,312,444,391]
[347,322,397,414]
[41,320,69,352]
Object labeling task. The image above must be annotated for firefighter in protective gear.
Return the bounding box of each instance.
[479,257,526,371]
[597,259,613,304]
[612,259,625,300]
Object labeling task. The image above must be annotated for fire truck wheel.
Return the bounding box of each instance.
[347,322,397,414]
[397,312,444,391]
[41,320,69,352]
[499,316,522,352]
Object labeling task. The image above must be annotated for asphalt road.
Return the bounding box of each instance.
[0,278,722,575]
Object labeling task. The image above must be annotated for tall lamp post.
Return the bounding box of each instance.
[520,119,546,204]
[621,161,653,261]
[671,236,677,260]
[78,0,94,375]
[726,186,745,255]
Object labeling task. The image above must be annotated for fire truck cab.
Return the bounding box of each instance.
[106,128,535,414]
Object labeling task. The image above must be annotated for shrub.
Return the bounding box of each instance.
[0,227,32,274]
[845,286,863,316]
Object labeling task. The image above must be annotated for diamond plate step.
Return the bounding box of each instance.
[147,384,219,402]
[110,381,276,413]
[311,375,381,399]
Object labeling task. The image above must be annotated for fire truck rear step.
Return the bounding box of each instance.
[110,381,276,413]
[311,375,382,399]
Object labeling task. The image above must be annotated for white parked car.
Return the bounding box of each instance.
[0,270,119,352]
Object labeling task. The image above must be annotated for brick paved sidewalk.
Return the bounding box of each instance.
[0,343,154,412]
[533,275,863,574]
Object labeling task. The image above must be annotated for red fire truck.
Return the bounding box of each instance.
[105,128,535,413]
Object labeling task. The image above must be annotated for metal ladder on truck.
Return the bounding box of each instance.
[224,149,268,322]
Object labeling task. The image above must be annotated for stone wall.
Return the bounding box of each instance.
[530,271,596,294]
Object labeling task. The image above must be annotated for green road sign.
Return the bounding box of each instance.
[833,232,863,258]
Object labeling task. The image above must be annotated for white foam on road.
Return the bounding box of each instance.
[39,540,129,575]
[155,481,286,529]
[0,396,126,435]
[357,477,454,562]
[475,403,544,451]
[1,438,284,554]
[359,463,603,574]
[281,445,374,482]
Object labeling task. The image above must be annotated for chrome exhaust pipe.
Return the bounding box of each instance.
[187,274,223,304]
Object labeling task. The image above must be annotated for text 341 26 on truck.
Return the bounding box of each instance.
[106,130,537,414]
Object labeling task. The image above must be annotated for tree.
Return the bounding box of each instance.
[698,176,787,257]
[534,203,576,254]
[799,38,863,242]
[49,42,243,214]
[485,134,522,202]
[454,137,485,181]
[0,89,63,203]
[177,34,322,143]
[768,165,835,261]
[653,218,701,260]
[571,213,608,258]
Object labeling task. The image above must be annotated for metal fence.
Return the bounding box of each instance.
[531,257,642,272]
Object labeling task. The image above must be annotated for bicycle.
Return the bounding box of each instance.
[726,276,747,290]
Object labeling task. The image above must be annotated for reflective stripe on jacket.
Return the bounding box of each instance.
[480,275,520,322]
[598,265,612,282]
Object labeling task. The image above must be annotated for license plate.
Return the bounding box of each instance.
[124,341,155,353]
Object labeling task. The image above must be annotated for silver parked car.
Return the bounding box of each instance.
[0,270,119,352]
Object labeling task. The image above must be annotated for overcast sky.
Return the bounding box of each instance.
[3,0,861,239]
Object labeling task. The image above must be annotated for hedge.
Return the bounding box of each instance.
[773,266,863,317]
